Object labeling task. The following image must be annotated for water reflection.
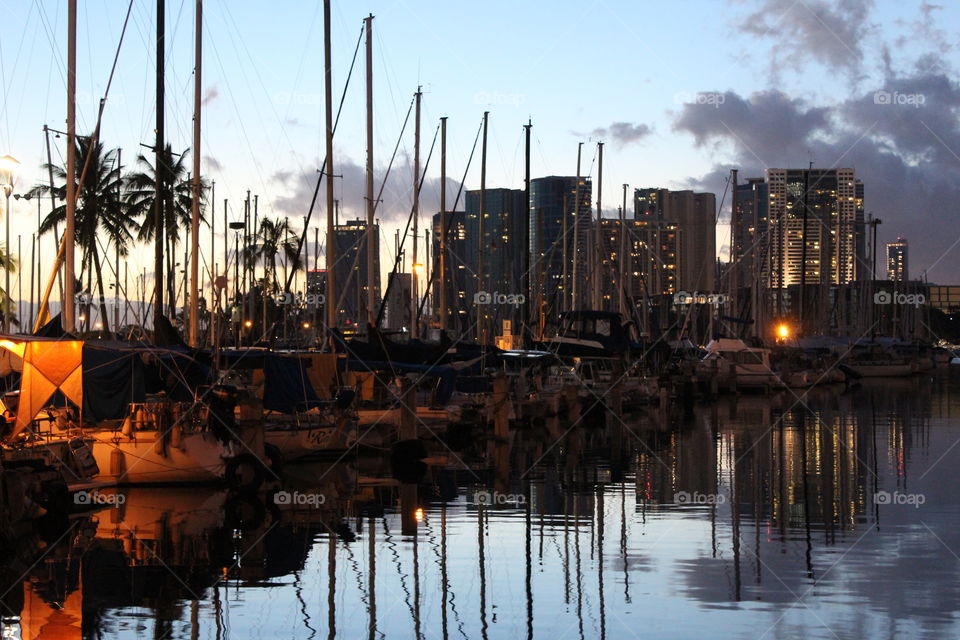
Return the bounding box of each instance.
[3,373,960,639]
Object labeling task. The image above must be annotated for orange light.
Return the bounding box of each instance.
[414,507,424,522]
[302,322,311,329]
[244,320,253,328]
[776,323,789,339]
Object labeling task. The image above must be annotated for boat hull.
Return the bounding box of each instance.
[88,431,229,485]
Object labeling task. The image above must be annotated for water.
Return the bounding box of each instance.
[5,372,960,639]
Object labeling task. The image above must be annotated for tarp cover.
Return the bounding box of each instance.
[82,344,146,421]
[1,338,84,436]
[264,354,321,413]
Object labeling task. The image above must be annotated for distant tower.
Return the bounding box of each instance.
[886,237,908,282]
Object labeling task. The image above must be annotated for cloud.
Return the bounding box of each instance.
[589,121,653,146]
[738,0,874,74]
[202,86,219,106]
[271,154,460,228]
[671,71,960,281]
[203,155,222,171]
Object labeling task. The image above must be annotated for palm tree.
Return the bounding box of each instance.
[245,217,302,294]
[30,136,136,332]
[125,145,207,319]
[0,247,18,329]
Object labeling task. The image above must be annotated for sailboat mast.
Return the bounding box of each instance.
[153,0,166,341]
[477,110,488,344]
[64,0,77,333]
[412,88,421,339]
[571,143,582,311]
[439,116,447,332]
[594,141,603,310]
[323,0,337,340]
[619,183,627,315]
[523,119,531,333]
[364,14,375,328]
[188,0,202,346]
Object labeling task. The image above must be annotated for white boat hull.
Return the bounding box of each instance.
[88,431,229,485]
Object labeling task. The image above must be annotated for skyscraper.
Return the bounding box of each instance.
[730,177,769,292]
[764,168,863,289]
[333,219,380,328]
[431,211,468,332]
[633,187,716,293]
[887,237,908,282]
[529,176,592,315]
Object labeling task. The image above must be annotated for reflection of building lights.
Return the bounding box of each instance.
[414,507,424,522]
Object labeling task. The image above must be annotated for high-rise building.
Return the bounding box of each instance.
[431,211,468,331]
[333,219,380,328]
[465,188,526,315]
[730,177,769,291]
[529,176,592,314]
[633,187,716,293]
[764,168,863,288]
[382,272,412,331]
[598,217,681,302]
[887,237,908,282]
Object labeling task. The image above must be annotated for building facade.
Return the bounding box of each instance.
[431,211,468,332]
[333,219,380,328]
[887,237,908,282]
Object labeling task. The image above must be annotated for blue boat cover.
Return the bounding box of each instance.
[264,354,321,414]
[82,344,146,421]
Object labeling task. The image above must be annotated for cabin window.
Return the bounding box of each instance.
[595,319,611,336]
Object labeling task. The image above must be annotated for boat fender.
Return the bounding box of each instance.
[69,438,100,478]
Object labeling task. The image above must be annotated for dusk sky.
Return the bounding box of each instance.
[2,0,959,292]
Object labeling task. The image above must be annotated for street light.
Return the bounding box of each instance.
[0,155,19,334]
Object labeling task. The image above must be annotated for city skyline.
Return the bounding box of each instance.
[0,0,958,302]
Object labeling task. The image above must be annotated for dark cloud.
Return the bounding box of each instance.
[738,0,874,74]
[671,70,960,281]
[201,86,219,106]
[271,154,460,227]
[203,155,222,172]
[589,122,653,146]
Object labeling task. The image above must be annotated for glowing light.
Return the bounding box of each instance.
[302,322,311,329]
[776,323,790,339]
[414,507,424,522]
[244,320,253,328]
[413,263,424,276]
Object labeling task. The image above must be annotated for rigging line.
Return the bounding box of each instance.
[0,1,37,150]
[281,24,365,294]
[411,115,484,325]
[31,0,67,89]
[335,95,416,322]
[383,121,441,327]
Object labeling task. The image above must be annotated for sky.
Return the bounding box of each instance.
[1,0,959,305]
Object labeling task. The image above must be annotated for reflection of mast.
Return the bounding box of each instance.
[620,483,630,603]
[730,436,741,601]
[478,503,488,640]
[597,487,606,640]
[368,516,376,640]
[799,413,815,580]
[525,497,533,640]
[574,495,584,640]
[327,531,336,640]
[441,503,449,640]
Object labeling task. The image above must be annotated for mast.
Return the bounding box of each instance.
[594,141,603,310]
[153,0,166,341]
[364,14,375,328]
[523,119,531,333]
[477,111,488,344]
[439,116,447,332]
[412,87,421,339]
[571,143,582,310]
[188,0,202,346]
[64,0,77,333]
[323,0,337,340]
[619,183,627,315]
